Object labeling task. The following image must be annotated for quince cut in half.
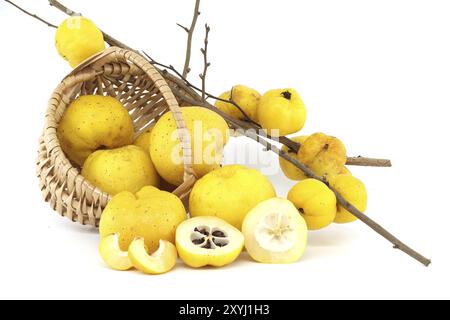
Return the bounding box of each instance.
[98,233,133,271]
[129,238,178,275]
[242,198,308,264]
[176,216,244,268]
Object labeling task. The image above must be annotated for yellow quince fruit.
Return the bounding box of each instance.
[258,88,307,136]
[287,179,337,230]
[298,132,347,179]
[133,126,154,153]
[150,107,229,186]
[189,165,276,229]
[55,16,105,68]
[279,135,309,180]
[99,186,187,252]
[215,85,260,121]
[242,198,308,263]
[176,216,244,268]
[82,145,159,195]
[329,174,367,223]
[57,95,134,166]
[129,238,178,275]
[98,233,133,271]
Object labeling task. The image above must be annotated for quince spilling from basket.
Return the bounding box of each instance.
[189,165,276,229]
[150,106,230,186]
[55,16,105,68]
[57,95,134,166]
[82,145,159,195]
[99,186,187,252]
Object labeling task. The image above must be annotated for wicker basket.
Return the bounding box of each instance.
[37,47,197,227]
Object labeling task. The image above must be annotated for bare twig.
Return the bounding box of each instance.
[14,0,429,265]
[4,0,57,28]
[199,24,210,102]
[180,0,201,77]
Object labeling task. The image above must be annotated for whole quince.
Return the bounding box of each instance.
[150,106,229,186]
[329,174,367,223]
[215,85,260,121]
[279,135,309,180]
[57,95,134,166]
[99,186,187,252]
[287,179,337,230]
[258,88,306,136]
[55,16,105,68]
[82,145,159,195]
[133,126,154,152]
[189,165,276,229]
[298,132,347,179]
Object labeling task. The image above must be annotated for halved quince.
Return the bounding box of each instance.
[176,216,244,268]
[242,198,308,264]
[98,233,133,271]
[129,238,178,275]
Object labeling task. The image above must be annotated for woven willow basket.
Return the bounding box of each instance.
[37,47,197,227]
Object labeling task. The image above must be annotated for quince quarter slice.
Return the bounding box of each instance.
[176,217,244,268]
[129,238,178,275]
[98,233,133,271]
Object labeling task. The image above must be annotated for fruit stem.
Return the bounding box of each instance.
[281,91,292,100]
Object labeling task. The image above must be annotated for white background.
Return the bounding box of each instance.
[0,0,449,300]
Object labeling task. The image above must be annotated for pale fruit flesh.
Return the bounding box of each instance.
[98,233,133,271]
[129,238,177,275]
[242,198,308,264]
[176,216,244,268]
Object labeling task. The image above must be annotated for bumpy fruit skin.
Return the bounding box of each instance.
[55,16,105,67]
[82,145,159,195]
[129,238,178,275]
[99,186,187,252]
[298,132,347,179]
[150,107,229,186]
[287,179,337,230]
[98,233,133,271]
[279,135,309,180]
[214,85,260,121]
[176,216,244,268]
[189,165,276,229]
[133,126,154,153]
[242,198,308,264]
[329,174,367,223]
[257,88,306,136]
[57,95,134,166]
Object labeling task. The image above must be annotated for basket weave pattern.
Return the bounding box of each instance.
[37,47,196,227]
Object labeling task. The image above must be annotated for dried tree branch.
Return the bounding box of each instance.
[180,0,201,77]
[4,0,57,28]
[199,24,210,102]
[12,0,429,265]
